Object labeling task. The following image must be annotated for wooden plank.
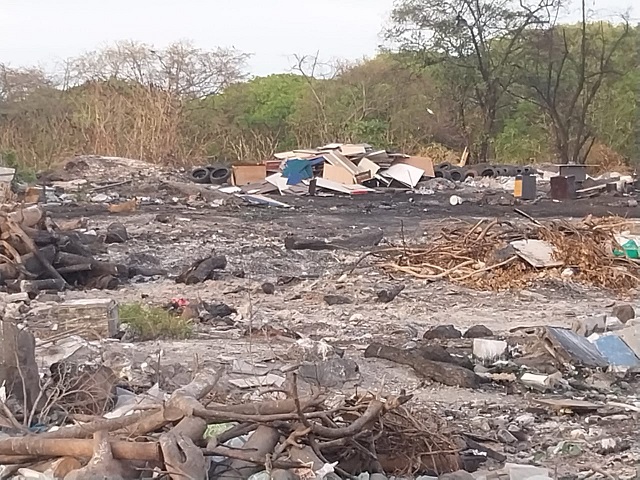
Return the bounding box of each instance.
[322,163,355,185]
[232,165,266,186]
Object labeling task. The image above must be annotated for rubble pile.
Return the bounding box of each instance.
[200,143,540,203]
[0,349,464,479]
[0,206,130,293]
[375,215,640,292]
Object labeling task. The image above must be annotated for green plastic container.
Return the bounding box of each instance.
[613,239,640,259]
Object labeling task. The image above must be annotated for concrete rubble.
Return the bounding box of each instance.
[0,154,638,479]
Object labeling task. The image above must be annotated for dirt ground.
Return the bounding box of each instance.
[38,194,640,479]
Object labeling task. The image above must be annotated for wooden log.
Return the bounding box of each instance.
[284,229,383,251]
[0,437,160,461]
[54,251,119,277]
[417,344,475,370]
[123,368,222,437]
[4,218,68,286]
[39,410,156,439]
[218,426,280,480]
[364,343,481,388]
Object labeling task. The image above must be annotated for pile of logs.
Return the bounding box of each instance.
[0,370,462,479]
[0,207,126,292]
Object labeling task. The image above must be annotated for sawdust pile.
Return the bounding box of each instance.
[376,216,640,292]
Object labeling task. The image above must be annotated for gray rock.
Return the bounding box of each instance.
[261,282,275,294]
[497,428,518,444]
[439,471,474,480]
[612,304,635,323]
[370,474,388,480]
[423,324,462,340]
[324,294,353,305]
[463,325,494,338]
[105,222,128,243]
[298,358,360,388]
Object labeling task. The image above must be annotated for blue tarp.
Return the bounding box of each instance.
[282,157,325,185]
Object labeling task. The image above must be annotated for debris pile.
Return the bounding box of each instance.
[193,143,539,202]
[375,215,640,292]
[0,206,131,292]
[0,360,463,479]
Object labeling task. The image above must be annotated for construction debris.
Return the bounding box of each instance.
[374,216,640,292]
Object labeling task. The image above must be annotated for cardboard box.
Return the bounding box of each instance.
[233,165,267,186]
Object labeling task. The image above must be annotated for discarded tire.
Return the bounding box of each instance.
[480,167,496,177]
[190,167,211,184]
[437,162,453,171]
[434,168,446,178]
[209,167,232,185]
[494,167,509,177]
[522,166,536,175]
[448,167,464,182]
[464,169,478,179]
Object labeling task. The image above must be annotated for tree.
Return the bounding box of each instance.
[386,0,560,162]
[511,6,631,164]
[62,40,250,98]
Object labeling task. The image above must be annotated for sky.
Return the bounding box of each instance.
[0,0,636,77]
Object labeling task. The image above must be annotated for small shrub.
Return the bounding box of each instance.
[119,303,192,341]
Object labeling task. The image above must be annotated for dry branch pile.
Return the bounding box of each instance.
[0,369,460,479]
[376,216,640,292]
[0,206,126,292]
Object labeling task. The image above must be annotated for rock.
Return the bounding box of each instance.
[514,413,536,427]
[497,428,518,444]
[628,199,638,207]
[105,223,128,244]
[261,282,275,295]
[298,358,360,388]
[571,315,605,336]
[324,294,353,305]
[612,304,635,323]
[501,463,551,480]
[203,302,236,318]
[376,284,405,303]
[176,255,227,284]
[439,471,474,480]
[423,324,461,340]
[463,325,493,338]
[370,474,388,480]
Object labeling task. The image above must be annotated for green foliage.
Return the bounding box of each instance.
[0,150,36,182]
[0,22,637,171]
[119,303,192,341]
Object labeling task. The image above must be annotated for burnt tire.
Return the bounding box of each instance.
[480,167,496,177]
[190,167,211,184]
[448,167,464,182]
[437,162,453,171]
[464,169,479,179]
[209,167,232,185]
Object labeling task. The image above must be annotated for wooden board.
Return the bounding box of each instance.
[232,165,266,186]
[323,163,355,185]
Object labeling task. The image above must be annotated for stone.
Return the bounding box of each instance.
[370,474,388,480]
[463,324,494,338]
[514,413,536,427]
[423,324,461,340]
[571,315,605,336]
[261,282,275,295]
[376,284,405,303]
[439,471,474,480]
[497,428,518,444]
[612,304,635,323]
[105,222,128,243]
[324,294,353,306]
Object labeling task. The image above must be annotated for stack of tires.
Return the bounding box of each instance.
[434,163,537,182]
[189,165,232,185]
